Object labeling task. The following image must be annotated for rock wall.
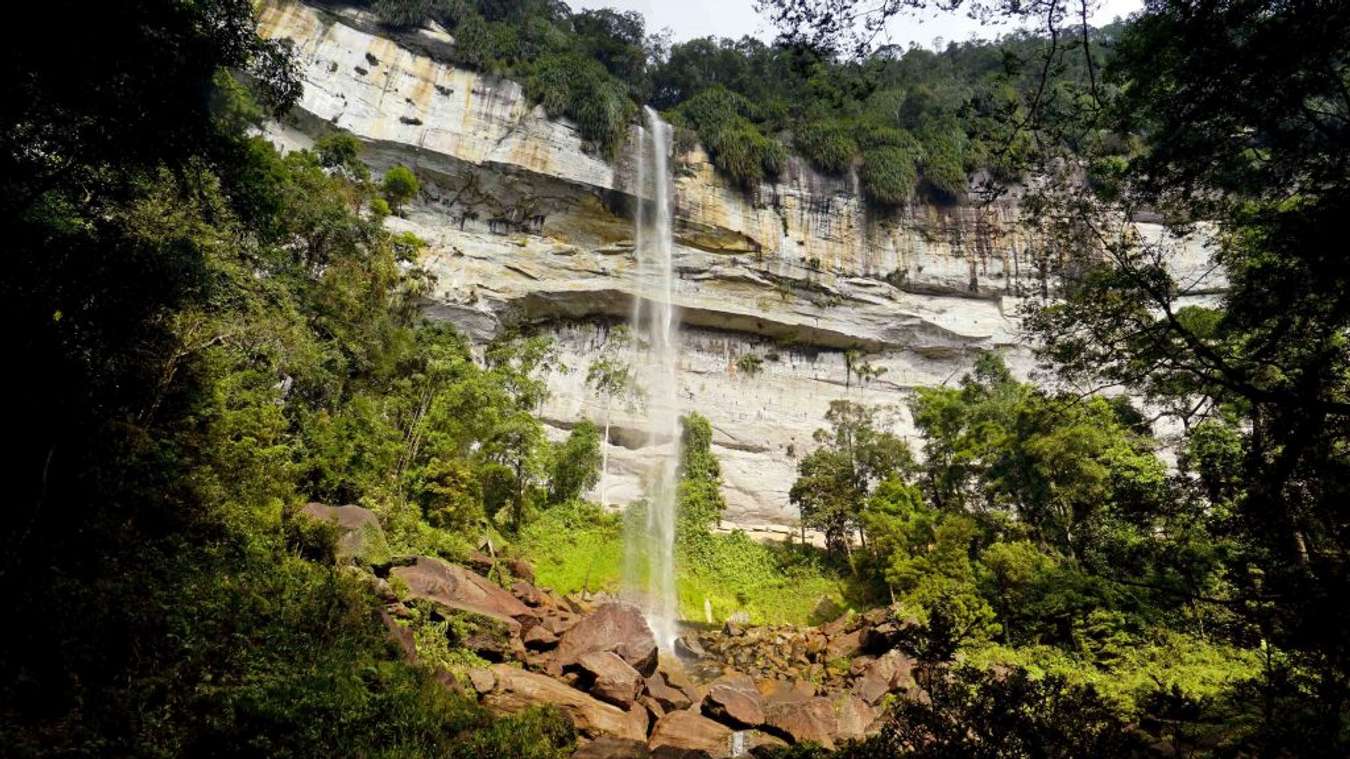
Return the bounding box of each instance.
[258,1,1220,533]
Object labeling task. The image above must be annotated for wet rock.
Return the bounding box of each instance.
[575,651,644,709]
[556,602,658,676]
[674,634,707,660]
[764,697,839,749]
[702,672,765,729]
[648,711,733,758]
[483,664,647,741]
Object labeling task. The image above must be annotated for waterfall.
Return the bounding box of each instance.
[624,106,680,648]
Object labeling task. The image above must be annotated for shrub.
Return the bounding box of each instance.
[382,164,420,210]
[522,54,634,156]
[674,86,784,187]
[918,122,969,201]
[860,143,922,205]
[735,353,764,377]
[794,119,858,175]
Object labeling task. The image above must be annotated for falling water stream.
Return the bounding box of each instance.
[624,106,680,648]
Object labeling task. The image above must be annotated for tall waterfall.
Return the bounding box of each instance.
[624,106,680,647]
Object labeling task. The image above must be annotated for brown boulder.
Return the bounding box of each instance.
[702,672,765,729]
[391,556,538,634]
[507,557,536,583]
[575,736,651,758]
[758,678,816,705]
[483,664,647,741]
[298,503,389,563]
[575,651,644,709]
[523,624,559,651]
[764,697,839,749]
[854,650,917,705]
[825,629,863,661]
[512,580,547,607]
[832,693,877,742]
[556,602,658,676]
[467,667,496,694]
[644,672,694,712]
[379,609,417,663]
[648,711,733,758]
[542,610,581,636]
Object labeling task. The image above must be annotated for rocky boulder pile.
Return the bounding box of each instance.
[354,534,926,756]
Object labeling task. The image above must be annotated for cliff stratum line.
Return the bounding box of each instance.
[258,0,1217,532]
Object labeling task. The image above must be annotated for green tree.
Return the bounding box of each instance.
[382,164,420,211]
[790,401,914,555]
[547,421,602,505]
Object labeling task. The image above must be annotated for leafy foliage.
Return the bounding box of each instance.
[0,2,596,753]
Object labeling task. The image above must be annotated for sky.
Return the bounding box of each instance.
[569,0,1144,50]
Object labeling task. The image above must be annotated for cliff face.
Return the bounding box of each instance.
[258,1,1218,532]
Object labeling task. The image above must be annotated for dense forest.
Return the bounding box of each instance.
[3,0,1348,756]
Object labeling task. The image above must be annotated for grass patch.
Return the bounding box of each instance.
[516,501,880,626]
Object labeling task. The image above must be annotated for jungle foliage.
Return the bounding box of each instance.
[363,0,1115,199]
[0,1,593,754]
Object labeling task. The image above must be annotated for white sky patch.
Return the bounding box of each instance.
[567,0,1144,49]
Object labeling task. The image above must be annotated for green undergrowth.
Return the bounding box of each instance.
[516,500,879,626]
[963,629,1262,720]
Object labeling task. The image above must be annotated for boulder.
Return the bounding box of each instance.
[574,736,651,759]
[757,678,815,705]
[555,602,658,676]
[673,634,707,660]
[702,672,765,729]
[523,624,559,651]
[298,503,390,564]
[648,711,733,758]
[379,608,417,662]
[575,651,644,709]
[512,580,547,607]
[764,697,839,749]
[507,557,536,583]
[390,556,539,634]
[853,650,917,705]
[832,693,877,742]
[542,610,581,636]
[483,664,647,741]
[825,629,863,661]
[467,667,496,694]
[644,672,694,712]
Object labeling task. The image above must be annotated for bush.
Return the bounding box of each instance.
[860,143,922,205]
[382,164,420,210]
[918,122,969,201]
[523,54,634,156]
[794,119,858,175]
[674,86,784,187]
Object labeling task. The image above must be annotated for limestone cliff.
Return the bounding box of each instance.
[258,1,1219,532]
